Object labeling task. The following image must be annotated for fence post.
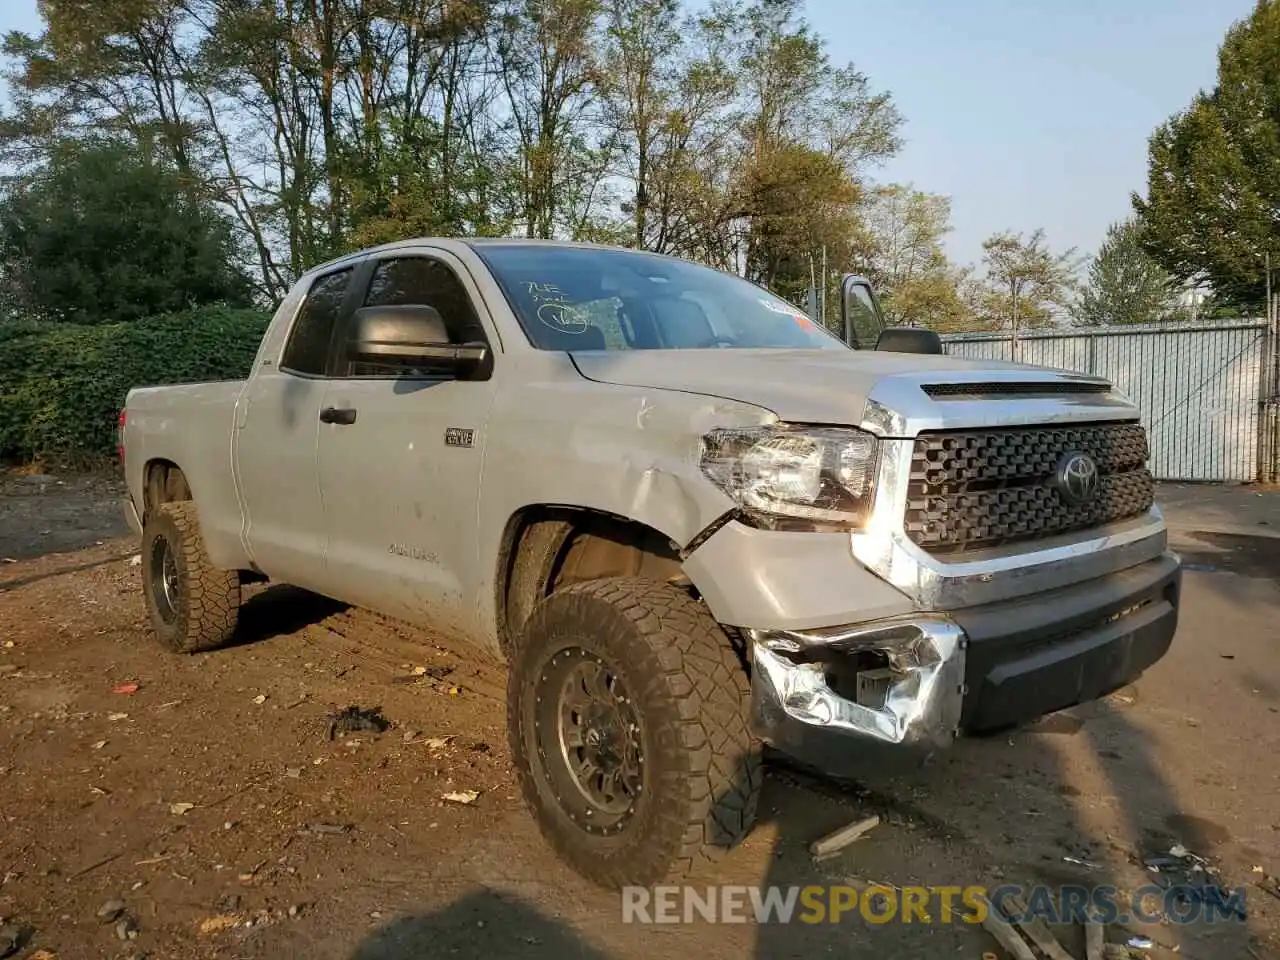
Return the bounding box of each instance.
[1264,298,1280,483]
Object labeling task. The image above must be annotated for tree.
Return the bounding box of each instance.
[495,0,609,240]
[729,0,902,301]
[978,229,1081,330]
[0,0,905,301]
[0,140,251,323]
[852,184,970,329]
[1133,0,1280,310]
[1074,218,1177,326]
[601,0,681,248]
[739,144,859,301]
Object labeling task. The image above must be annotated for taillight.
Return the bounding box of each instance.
[117,409,127,462]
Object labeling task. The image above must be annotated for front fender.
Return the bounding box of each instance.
[472,365,774,638]
[482,376,767,549]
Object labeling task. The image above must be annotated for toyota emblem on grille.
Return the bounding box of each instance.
[1055,451,1099,504]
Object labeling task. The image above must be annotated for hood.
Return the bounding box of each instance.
[570,348,1116,429]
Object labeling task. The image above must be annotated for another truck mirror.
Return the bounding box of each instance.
[875,327,944,355]
[839,274,887,348]
[348,304,490,377]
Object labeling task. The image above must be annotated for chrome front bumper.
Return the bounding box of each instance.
[750,617,966,749]
[749,552,1181,760]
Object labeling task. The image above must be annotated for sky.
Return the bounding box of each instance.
[808,0,1251,267]
[0,0,1252,268]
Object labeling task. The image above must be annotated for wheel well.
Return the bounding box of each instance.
[497,507,685,656]
[141,460,263,583]
[143,460,192,519]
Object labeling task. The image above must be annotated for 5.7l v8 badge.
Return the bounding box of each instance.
[444,427,475,448]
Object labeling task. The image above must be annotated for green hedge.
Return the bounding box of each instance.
[0,306,271,465]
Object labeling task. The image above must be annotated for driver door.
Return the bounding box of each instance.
[315,251,499,635]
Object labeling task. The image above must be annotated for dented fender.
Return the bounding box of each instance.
[481,355,770,546]
[472,353,774,637]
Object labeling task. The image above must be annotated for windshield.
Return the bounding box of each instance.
[472,244,849,352]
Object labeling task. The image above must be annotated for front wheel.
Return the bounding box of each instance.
[141,501,240,654]
[508,577,761,888]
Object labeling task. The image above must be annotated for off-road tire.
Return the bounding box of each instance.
[508,576,762,888]
[141,501,240,654]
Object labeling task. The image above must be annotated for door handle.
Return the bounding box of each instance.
[320,406,358,425]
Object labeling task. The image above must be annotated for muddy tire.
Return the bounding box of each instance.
[141,501,240,654]
[508,576,761,888]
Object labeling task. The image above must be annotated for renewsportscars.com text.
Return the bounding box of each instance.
[621,884,1248,926]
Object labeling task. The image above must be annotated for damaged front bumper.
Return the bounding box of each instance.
[748,551,1182,762]
[750,616,966,750]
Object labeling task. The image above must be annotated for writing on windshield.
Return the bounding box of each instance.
[473,244,848,353]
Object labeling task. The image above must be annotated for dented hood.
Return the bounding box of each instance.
[570,348,1084,425]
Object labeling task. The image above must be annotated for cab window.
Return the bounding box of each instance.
[280,268,354,375]
[345,256,489,377]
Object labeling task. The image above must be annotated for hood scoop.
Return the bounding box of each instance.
[921,380,1111,401]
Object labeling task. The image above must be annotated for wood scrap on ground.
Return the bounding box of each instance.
[1085,912,1105,960]
[1004,893,1077,960]
[808,814,880,860]
[972,894,1039,960]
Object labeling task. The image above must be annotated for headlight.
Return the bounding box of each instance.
[700,425,880,530]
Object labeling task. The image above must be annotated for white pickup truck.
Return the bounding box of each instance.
[119,238,1180,888]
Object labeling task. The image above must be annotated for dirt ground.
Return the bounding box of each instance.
[1,472,1278,960]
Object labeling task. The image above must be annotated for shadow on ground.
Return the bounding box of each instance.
[1178,530,1280,579]
[232,583,349,648]
[350,890,610,960]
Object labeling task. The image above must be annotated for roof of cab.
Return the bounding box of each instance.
[299,236,642,279]
[296,236,693,284]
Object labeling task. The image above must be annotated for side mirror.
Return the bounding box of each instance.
[839,274,887,348]
[348,304,490,377]
[875,326,943,355]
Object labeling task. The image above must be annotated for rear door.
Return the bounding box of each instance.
[315,250,500,635]
[235,266,359,586]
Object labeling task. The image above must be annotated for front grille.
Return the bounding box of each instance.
[905,422,1154,553]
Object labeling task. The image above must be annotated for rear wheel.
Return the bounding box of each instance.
[141,502,240,653]
[508,577,761,888]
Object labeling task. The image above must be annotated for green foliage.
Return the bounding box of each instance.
[1191,292,1243,321]
[0,140,252,323]
[0,0,905,303]
[1133,0,1280,309]
[1074,218,1177,326]
[852,184,971,331]
[0,306,268,464]
[346,121,515,250]
[742,144,860,303]
[975,229,1082,330]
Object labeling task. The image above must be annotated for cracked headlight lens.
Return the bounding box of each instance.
[700,425,880,530]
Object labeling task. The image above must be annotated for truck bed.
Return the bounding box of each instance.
[122,379,249,569]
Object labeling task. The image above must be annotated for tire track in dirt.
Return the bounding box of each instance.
[282,601,510,704]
